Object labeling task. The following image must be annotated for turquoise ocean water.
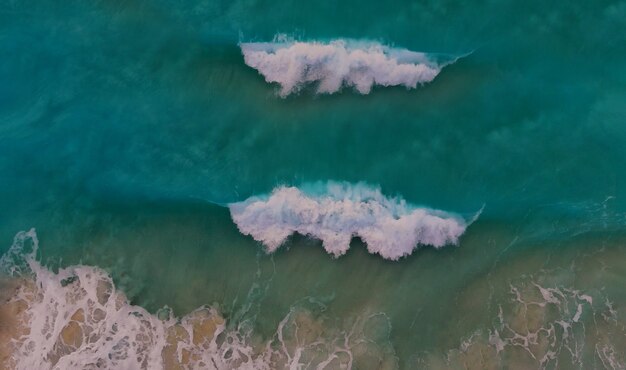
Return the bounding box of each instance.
[1,0,625,368]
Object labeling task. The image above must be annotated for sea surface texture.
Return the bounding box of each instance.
[0,0,625,369]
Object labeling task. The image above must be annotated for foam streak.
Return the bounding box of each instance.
[0,230,398,369]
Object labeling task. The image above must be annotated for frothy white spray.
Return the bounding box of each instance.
[240,38,459,96]
[229,182,475,260]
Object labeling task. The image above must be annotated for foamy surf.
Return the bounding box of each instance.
[228,182,475,260]
[240,38,460,96]
[0,230,397,370]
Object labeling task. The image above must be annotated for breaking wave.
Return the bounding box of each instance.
[240,37,461,96]
[228,182,476,260]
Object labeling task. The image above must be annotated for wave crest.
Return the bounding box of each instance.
[228,182,473,260]
[240,39,456,96]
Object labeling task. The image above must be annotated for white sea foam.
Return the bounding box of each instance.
[417,276,626,369]
[0,230,397,370]
[228,182,473,260]
[240,38,458,96]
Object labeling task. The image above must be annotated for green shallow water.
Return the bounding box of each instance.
[1,0,626,368]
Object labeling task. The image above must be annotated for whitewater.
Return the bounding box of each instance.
[228,182,474,260]
[240,38,460,96]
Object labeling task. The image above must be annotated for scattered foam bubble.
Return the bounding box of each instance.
[228,182,474,260]
[415,276,626,370]
[240,37,461,96]
[0,230,397,370]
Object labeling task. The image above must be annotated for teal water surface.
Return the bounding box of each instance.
[1,0,625,368]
